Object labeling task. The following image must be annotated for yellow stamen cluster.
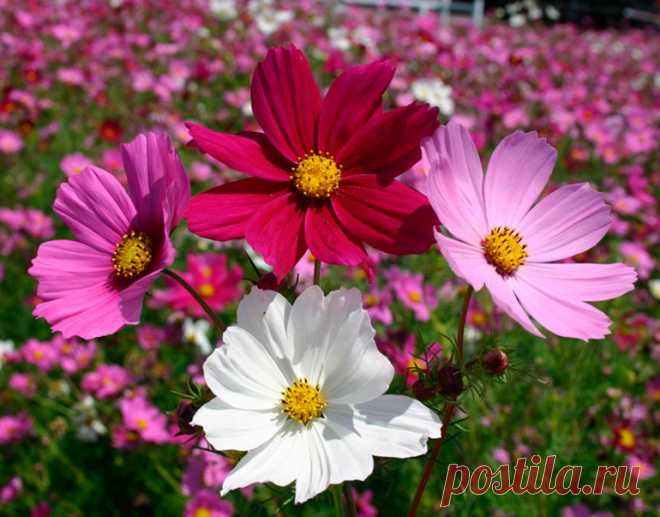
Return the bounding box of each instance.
[408,290,422,303]
[281,378,326,425]
[482,226,528,276]
[112,230,153,279]
[199,283,215,298]
[291,151,341,199]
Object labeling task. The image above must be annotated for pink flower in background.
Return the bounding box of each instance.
[0,476,22,504]
[363,286,393,325]
[8,373,36,398]
[82,364,132,399]
[118,394,170,444]
[353,488,378,517]
[184,489,233,517]
[425,122,636,340]
[0,414,32,445]
[619,241,654,280]
[29,132,190,339]
[386,267,438,321]
[21,339,58,372]
[136,325,167,350]
[0,130,23,154]
[52,335,96,373]
[60,153,93,177]
[151,253,242,317]
[626,455,656,481]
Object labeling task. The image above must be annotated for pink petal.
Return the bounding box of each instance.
[29,241,125,339]
[517,262,636,302]
[187,123,292,181]
[483,269,543,338]
[484,131,556,229]
[332,175,436,255]
[245,192,307,280]
[337,103,439,180]
[184,179,289,241]
[424,122,488,246]
[121,131,190,232]
[509,275,612,341]
[54,166,135,254]
[519,183,611,262]
[317,59,395,156]
[250,45,321,162]
[304,203,368,267]
[434,232,490,291]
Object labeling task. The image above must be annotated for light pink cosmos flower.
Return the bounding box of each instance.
[118,394,170,444]
[29,132,190,339]
[425,122,636,340]
[184,489,233,517]
[60,152,93,177]
[82,364,133,399]
[0,414,32,445]
[0,129,23,154]
[386,266,439,321]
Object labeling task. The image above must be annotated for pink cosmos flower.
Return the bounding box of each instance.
[0,477,22,504]
[8,373,36,398]
[0,414,32,445]
[52,335,96,373]
[60,153,93,177]
[118,394,170,444]
[82,364,133,399]
[386,266,438,321]
[363,286,393,325]
[29,132,190,339]
[184,490,233,517]
[136,324,167,350]
[352,488,378,517]
[21,339,58,372]
[185,45,438,279]
[0,129,23,154]
[151,253,242,317]
[619,241,654,280]
[425,122,636,340]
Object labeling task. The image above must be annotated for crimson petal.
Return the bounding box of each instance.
[337,103,439,181]
[245,192,307,280]
[317,59,395,156]
[187,123,291,181]
[251,45,321,162]
[184,178,289,241]
[332,175,437,255]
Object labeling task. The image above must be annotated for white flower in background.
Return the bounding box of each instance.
[74,396,107,442]
[209,0,237,20]
[0,340,14,370]
[249,0,293,35]
[411,78,455,117]
[193,286,441,504]
[183,318,212,355]
[328,26,351,51]
[649,279,660,299]
[509,13,527,27]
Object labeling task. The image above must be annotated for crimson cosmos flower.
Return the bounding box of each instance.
[184,45,439,279]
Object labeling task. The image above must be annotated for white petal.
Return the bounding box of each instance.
[288,286,363,383]
[329,395,442,458]
[191,398,284,451]
[237,287,295,372]
[294,419,373,504]
[221,422,304,496]
[203,330,286,410]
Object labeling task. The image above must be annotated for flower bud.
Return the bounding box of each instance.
[482,349,509,376]
[175,400,198,436]
[256,272,280,290]
[437,364,463,398]
[412,379,437,401]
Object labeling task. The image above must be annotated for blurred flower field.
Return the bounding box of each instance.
[0,0,658,516]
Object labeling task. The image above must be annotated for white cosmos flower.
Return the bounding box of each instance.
[183,318,213,355]
[192,286,442,504]
[411,78,455,117]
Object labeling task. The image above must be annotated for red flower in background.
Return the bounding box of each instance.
[184,45,439,279]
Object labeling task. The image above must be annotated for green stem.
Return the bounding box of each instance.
[163,269,224,333]
[331,485,345,517]
[313,258,321,286]
[407,284,473,516]
[342,483,358,517]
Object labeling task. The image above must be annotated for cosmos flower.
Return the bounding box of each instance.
[185,45,438,279]
[192,286,441,504]
[150,253,242,317]
[425,122,636,340]
[29,132,190,339]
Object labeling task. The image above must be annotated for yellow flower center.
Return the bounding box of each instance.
[136,418,148,430]
[619,428,635,448]
[194,508,211,517]
[408,290,422,303]
[112,231,153,279]
[365,294,379,306]
[292,152,341,199]
[281,378,326,425]
[199,283,215,298]
[482,226,528,276]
